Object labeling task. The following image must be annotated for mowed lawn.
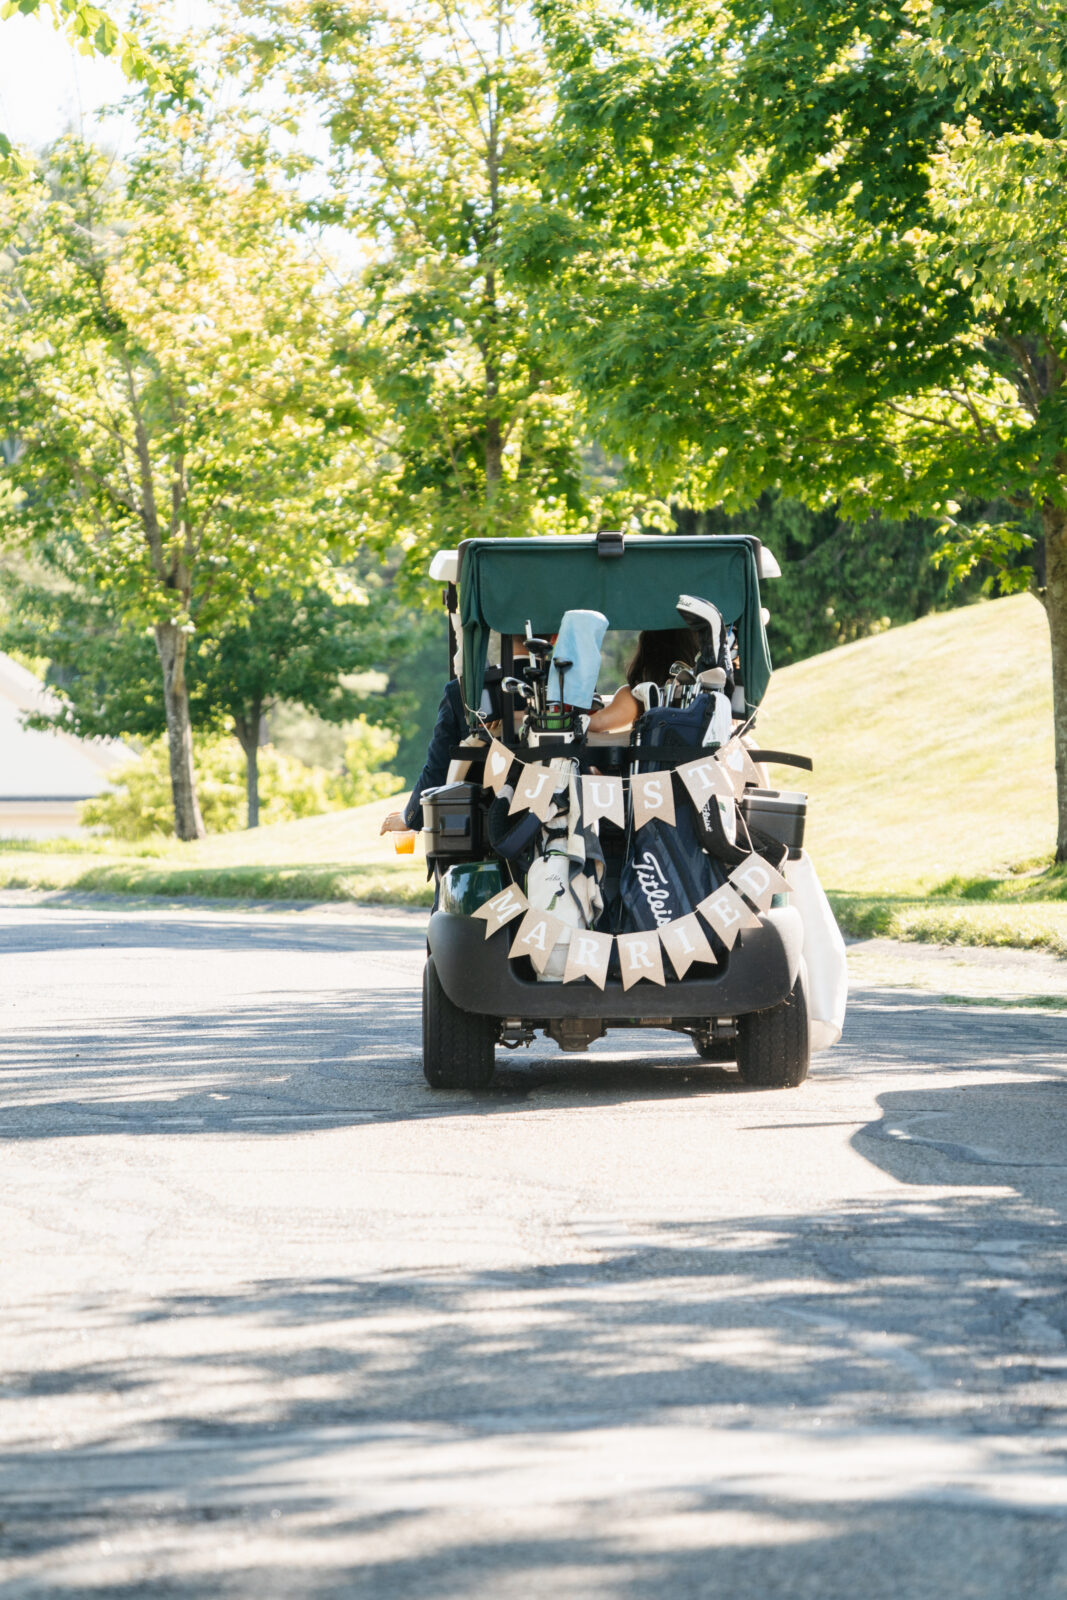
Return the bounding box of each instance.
[0,796,432,906]
[2,592,1064,951]
[756,592,1067,954]
[756,591,1054,891]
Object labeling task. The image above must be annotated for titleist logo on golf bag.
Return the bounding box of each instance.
[633,850,672,927]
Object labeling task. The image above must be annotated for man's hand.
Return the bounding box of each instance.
[380,811,410,835]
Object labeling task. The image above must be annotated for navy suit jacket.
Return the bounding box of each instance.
[403,678,467,830]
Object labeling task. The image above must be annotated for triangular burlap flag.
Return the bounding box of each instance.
[581,774,624,828]
[659,912,716,979]
[616,929,667,990]
[677,755,734,811]
[729,851,791,913]
[471,883,529,940]
[510,762,558,821]
[695,883,762,951]
[509,908,569,974]
[484,738,514,795]
[631,770,676,830]
[719,738,761,791]
[562,928,613,989]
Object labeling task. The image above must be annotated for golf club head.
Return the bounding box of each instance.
[632,681,662,711]
[676,594,724,672]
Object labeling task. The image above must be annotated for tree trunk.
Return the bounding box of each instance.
[1041,505,1067,862]
[153,621,205,842]
[233,706,262,830]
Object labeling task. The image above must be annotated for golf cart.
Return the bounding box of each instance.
[419,532,827,1092]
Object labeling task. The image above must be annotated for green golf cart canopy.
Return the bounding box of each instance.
[456,534,773,716]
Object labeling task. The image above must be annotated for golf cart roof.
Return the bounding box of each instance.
[454,534,774,713]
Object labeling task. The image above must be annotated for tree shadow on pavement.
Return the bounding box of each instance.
[3,1172,1067,1598]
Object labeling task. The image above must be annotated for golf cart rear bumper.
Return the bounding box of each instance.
[427,906,804,1022]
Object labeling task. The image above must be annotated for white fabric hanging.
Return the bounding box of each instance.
[783,849,848,1051]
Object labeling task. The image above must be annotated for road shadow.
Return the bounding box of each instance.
[0,911,429,957]
[3,1186,1066,1597]
[4,982,1067,1141]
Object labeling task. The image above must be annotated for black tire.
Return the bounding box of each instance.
[693,1034,737,1063]
[422,958,497,1089]
[734,965,810,1089]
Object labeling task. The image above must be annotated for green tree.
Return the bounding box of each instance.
[0,76,369,838]
[537,0,1067,859]
[80,727,401,839]
[238,0,622,590]
[0,1,166,165]
[1,567,408,827]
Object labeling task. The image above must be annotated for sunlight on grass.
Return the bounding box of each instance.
[756,592,1054,894]
[1,595,1061,950]
[0,796,433,906]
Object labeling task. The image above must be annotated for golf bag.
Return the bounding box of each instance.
[620,697,731,947]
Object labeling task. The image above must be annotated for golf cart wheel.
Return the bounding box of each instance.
[694,1034,736,1063]
[735,966,810,1089]
[422,958,497,1090]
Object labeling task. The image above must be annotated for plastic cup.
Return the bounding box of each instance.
[393,830,417,855]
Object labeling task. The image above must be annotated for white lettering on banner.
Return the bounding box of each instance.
[677,757,733,812]
[510,763,558,821]
[729,851,791,912]
[660,913,716,979]
[509,908,568,974]
[472,884,529,939]
[626,939,653,970]
[581,775,624,828]
[562,928,613,989]
[695,884,762,950]
[631,771,676,830]
[632,850,673,927]
[617,930,666,989]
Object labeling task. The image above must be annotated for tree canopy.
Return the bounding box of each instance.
[534,0,1067,856]
[0,61,373,836]
[237,0,632,592]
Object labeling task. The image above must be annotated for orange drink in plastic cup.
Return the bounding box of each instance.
[393,829,417,855]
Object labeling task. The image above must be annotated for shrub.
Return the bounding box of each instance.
[81,729,403,839]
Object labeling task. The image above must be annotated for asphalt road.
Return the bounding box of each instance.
[1,894,1066,1598]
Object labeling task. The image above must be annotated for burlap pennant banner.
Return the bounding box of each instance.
[484,737,514,794]
[562,928,614,989]
[695,883,763,950]
[729,851,790,913]
[581,774,625,828]
[510,763,559,821]
[630,770,676,830]
[472,883,529,940]
[676,755,735,811]
[659,911,716,979]
[616,930,667,990]
[509,908,569,975]
[718,738,761,792]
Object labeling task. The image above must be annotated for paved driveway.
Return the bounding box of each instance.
[1,896,1065,1597]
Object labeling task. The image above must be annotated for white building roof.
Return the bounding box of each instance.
[0,652,131,799]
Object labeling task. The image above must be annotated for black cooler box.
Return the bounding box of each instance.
[739,788,807,852]
[422,782,487,865]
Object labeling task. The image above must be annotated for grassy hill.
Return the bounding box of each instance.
[0,795,431,906]
[2,593,1064,952]
[756,592,1066,953]
[756,591,1055,891]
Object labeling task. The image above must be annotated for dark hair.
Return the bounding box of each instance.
[626,628,697,689]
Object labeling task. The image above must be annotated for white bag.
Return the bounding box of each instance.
[783,849,848,1051]
[526,848,582,981]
